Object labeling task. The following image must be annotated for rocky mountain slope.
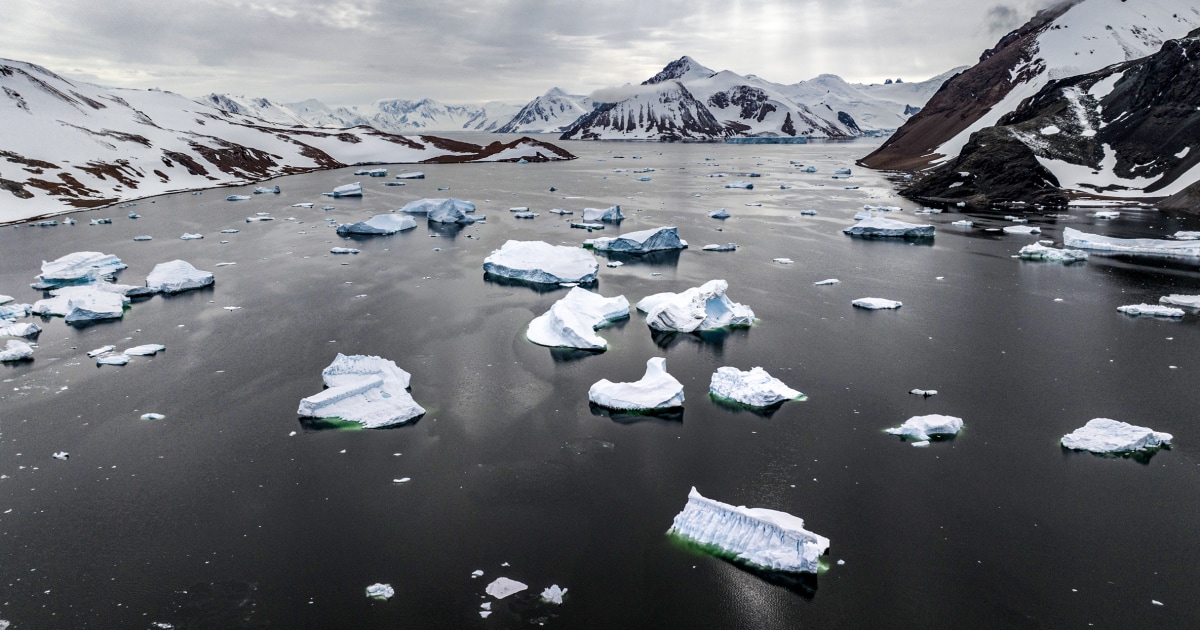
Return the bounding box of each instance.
[496,88,593,133]
[0,58,573,223]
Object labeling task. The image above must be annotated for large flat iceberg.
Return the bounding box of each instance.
[336,214,417,235]
[709,366,804,407]
[1063,227,1200,258]
[398,198,481,224]
[843,217,934,238]
[589,357,684,411]
[526,287,630,350]
[886,414,963,441]
[145,260,214,294]
[1061,418,1171,454]
[668,487,829,573]
[297,353,425,429]
[586,226,687,253]
[483,240,599,284]
[637,280,754,333]
[38,251,127,287]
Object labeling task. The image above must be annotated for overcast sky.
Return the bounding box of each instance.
[1,0,1056,106]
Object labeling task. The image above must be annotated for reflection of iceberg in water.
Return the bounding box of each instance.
[588,402,684,425]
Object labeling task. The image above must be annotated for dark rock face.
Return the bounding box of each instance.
[837,112,861,135]
[902,127,1066,207]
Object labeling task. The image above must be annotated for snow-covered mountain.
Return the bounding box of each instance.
[496,88,594,133]
[862,0,1200,171]
[0,57,574,223]
[199,94,523,133]
[780,68,966,136]
[197,93,313,127]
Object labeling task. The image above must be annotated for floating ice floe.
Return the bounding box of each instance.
[398,198,481,224]
[1173,231,1200,240]
[483,240,599,284]
[365,583,394,600]
[133,235,152,241]
[254,185,281,194]
[585,226,687,253]
[0,340,34,362]
[87,345,115,358]
[180,233,204,240]
[509,206,530,212]
[354,168,387,177]
[1093,211,1120,219]
[952,220,973,227]
[336,214,417,235]
[38,251,127,287]
[581,205,624,222]
[291,203,314,208]
[886,414,963,441]
[1003,225,1041,235]
[637,279,754,333]
[843,216,934,238]
[486,578,527,600]
[394,172,425,179]
[541,585,567,605]
[146,260,214,294]
[668,487,829,573]
[140,413,166,421]
[245,215,274,222]
[513,212,538,219]
[125,344,165,356]
[226,195,251,201]
[799,209,817,215]
[549,208,572,215]
[773,258,793,264]
[834,168,852,175]
[852,298,901,310]
[708,208,730,219]
[709,366,804,407]
[33,286,129,323]
[725,181,753,189]
[1018,243,1088,263]
[589,357,685,411]
[53,451,68,460]
[97,354,130,366]
[323,182,363,198]
[526,287,630,351]
[0,294,11,305]
[814,279,839,286]
[1117,304,1184,318]
[910,389,938,397]
[296,353,425,428]
[1061,418,1172,454]
[1160,294,1200,308]
[1063,227,1200,258]
[89,218,112,225]
[0,303,31,319]
[702,243,737,252]
[0,321,40,338]
[331,247,360,254]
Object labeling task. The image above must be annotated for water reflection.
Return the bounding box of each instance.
[595,248,683,267]
[1059,445,1162,465]
[649,326,747,352]
[482,272,593,294]
[588,402,684,425]
[708,395,787,419]
[296,414,422,432]
[549,347,604,363]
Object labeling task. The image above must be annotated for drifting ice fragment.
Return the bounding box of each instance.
[483,240,599,284]
[773,258,794,264]
[398,198,481,224]
[952,220,973,227]
[1019,244,1088,263]
[133,236,152,241]
[1093,211,1120,219]
[852,298,901,310]
[226,195,251,201]
[291,203,314,209]
[53,451,68,460]
[124,344,165,356]
[814,279,839,286]
[394,172,425,179]
[541,585,567,605]
[1061,418,1171,454]
[336,214,417,235]
[87,345,116,358]
[485,577,528,600]
[1160,294,1200,308]
[0,321,40,338]
[97,354,130,366]
[637,279,754,333]
[581,205,624,222]
[586,226,687,253]
[725,181,753,189]
[1003,225,1041,235]
[145,260,214,294]
[471,570,484,578]
[0,340,34,362]
[180,233,204,240]
[843,216,934,238]
[330,247,360,254]
[708,208,730,219]
[1173,231,1200,240]
[140,413,166,421]
[38,251,127,287]
[526,287,630,350]
[365,583,394,600]
[668,487,829,573]
[296,353,425,428]
[1117,304,1184,318]
[253,186,281,194]
[1063,228,1200,258]
[0,303,31,319]
[323,182,363,198]
[909,389,938,397]
[886,414,962,441]
[709,366,804,407]
[702,243,737,252]
[588,357,685,411]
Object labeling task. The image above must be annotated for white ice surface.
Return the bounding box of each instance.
[124,344,166,356]
[842,216,934,238]
[886,414,963,441]
[709,366,803,407]
[145,260,215,294]
[852,298,901,310]
[0,339,34,362]
[0,321,40,338]
[1061,418,1172,453]
[365,583,394,600]
[1063,227,1200,258]
[589,357,685,411]
[1003,225,1041,235]
[1018,243,1088,263]
[398,198,479,224]
[638,279,754,333]
[38,251,127,286]
[297,353,424,428]
[485,577,528,600]
[1117,304,1184,318]
[526,287,630,350]
[324,182,363,198]
[587,226,687,253]
[541,585,567,605]
[483,240,599,284]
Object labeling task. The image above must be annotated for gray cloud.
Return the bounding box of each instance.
[986,5,1022,33]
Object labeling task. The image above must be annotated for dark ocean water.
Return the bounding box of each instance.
[1,136,1199,629]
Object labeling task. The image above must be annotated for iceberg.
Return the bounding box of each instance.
[0,294,10,305]
[0,340,34,362]
[398,198,481,224]
[365,583,394,600]
[1061,418,1172,454]
[253,185,281,194]
[843,217,934,238]
[637,279,754,333]
[124,344,165,356]
[483,240,599,284]
[145,260,214,294]
[0,321,40,338]
[323,182,363,198]
[581,205,624,222]
[38,251,127,287]
[526,287,630,350]
[708,208,730,219]
[886,414,963,441]
[1160,294,1200,308]
[133,235,152,241]
[1018,243,1088,263]
[910,389,938,397]
[394,172,425,179]
[586,226,687,253]
[668,487,829,573]
[335,214,417,235]
[1063,227,1200,258]
[246,216,274,222]
[852,297,902,310]
[541,585,567,605]
[1093,211,1120,219]
[725,181,753,189]
[485,578,527,600]
[834,168,852,175]
[709,366,804,407]
[296,353,424,429]
[589,357,685,411]
[702,243,737,252]
[89,218,112,224]
[1117,304,1184,318]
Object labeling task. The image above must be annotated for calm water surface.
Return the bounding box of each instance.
[1,135,1199,629]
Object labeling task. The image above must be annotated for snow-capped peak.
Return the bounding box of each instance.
[642,56,717,85]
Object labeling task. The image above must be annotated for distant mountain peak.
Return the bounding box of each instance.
[642,56,716,85]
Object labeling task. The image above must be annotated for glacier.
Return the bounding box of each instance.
[668,487,829,574]
[336,214,417,235]
[586,226,687,254]
[1063,227,1200,258]
[296,353,425,429]
[1061,418,1172,454]
[589,357,685,411]
[886,414,963,441]
[483,240,599,285]
[145,260,214,294]
[843,216,934,238]
[637,279,754,333]
[581,205,624,222]
[398,198,481,224]
[709,367,804,407]
[526,287,630,351]
[37,251,127,287]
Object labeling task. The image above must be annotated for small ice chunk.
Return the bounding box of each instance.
[1172,231,1200,240]
[702,243,737,252]
[814,279,839,286]
[471,570,484,578]
[398,198,480,224]
[541,585,567,605]
[53,451,68,460]
[589,357,685,411]
[0,321,41,338]
[124,344,165,356]
[226,195,251,201]
[485,577,528,600]
[799,209,817,215]
[146,260,214,294]
[38,251,127,286]
[1093,211,1120,219]
[0,303,31,319]
[336,214,417,235]
[581,205,624,222]
[296,353,425,428]
[483,240,599,284]
[725,180,753,189]
[512,211,538,219]
[1003,225,1041,235]
[365,583,394,600]
[886,414,963,441]
[140,413,166,420]
[1019,244,1088,263]
[709,366,803,407]
[1040,125,1060,135]
[87,345,116,358]
[220,229,240,234]
[1061,418,1172,453]
[773,258,794,264]
[323,182,363,198]
[909,389,938,397]
[330,247,360,254]
[638,279,754,333]
[843,216,934,238]
[97,354,130,366]
[393,477,411,484]
[394,172,425,179]
[587,226,687,253]
[852,298,902,310]
[291,203,314,208]
[133,235,153,241]
[1117,304,1184,318]
[245,216,274,222]
[180,233,204,240]
[952,220,973,227]
[606,261,624,268]
[0,340,34,362]
[708,208,730,219]
[479,611,492,618]
[526,287,630,350]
